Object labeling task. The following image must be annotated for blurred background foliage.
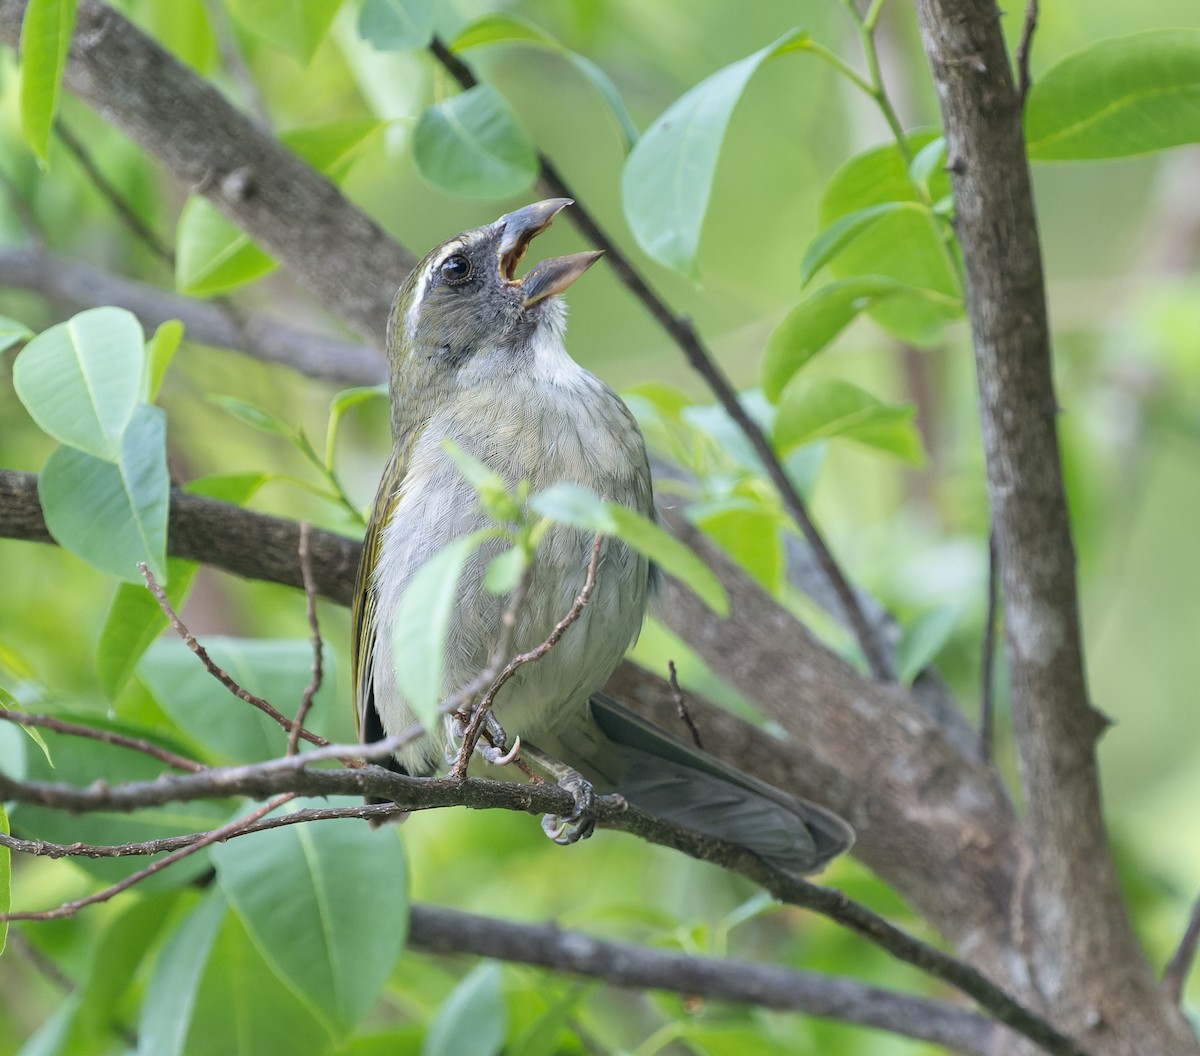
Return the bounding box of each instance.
[2,0,1200,1052]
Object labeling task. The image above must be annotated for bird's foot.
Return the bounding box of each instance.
[447,710,518,776]
[522,743,596,845]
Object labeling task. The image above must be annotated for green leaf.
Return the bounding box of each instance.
[762,276,959,402]
[224,0,342,64]
[530,484,728,615]
[412,85,538,200]
[175,196,278,296]
[210,394,296,438]
[0,804,9,957]
[895,605,959,684]
[773,377,924,464]
[484,546,528,595]
[138,638,338,764]
[38,405,170,583]
[800,202,926,286]
[393,531,492,729]
[422,962,507,1056]
[818,133,962,344]
[281,119,386,181]
[1026,30,1200,160]
[0,686,52,767]
[144,319,184,401]
[450,14,638,151]
[17,0,77,164]
[0,315,34,353]
[13,306,146,460]
[692,501,783,593]
[326,385,387,467]
[357,0,435,51]
[621,28,809,274]
[213,805,408,1031]
[139,890,228,1056]
[441,438,523,523]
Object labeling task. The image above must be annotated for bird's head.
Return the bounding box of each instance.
[386,199,601,415]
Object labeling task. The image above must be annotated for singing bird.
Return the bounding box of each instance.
[351,199,852,876]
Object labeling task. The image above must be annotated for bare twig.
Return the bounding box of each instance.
[426,36,893,683]
[452,533,605,778]
[0,708,203,772]
[289,522,323,755]
[0,793,295,922]
[138,562,330,750]
[55,119,175,266]
[979,529,999,761]
[668,659,703,749]
[1015,0,1039,104]
[1162,890,1200,1003]
[200,0,272,127]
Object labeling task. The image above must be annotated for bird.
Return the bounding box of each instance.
[351,198,853,877]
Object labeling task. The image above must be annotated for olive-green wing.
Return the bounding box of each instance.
[351,430,419,747]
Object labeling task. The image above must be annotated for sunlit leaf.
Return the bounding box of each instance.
[0,685,52,765]
[17,0,77,164]
[281,119,386,181]
[422,962,507,1056]
[412,85,537,199]
[800,202,926,286]
[175,197,278,296]
[621,28,810,274]
[895,605,959,684]
[0,315,33,354]
[451,13,638,150]
[213,806,408,1031]
[774,378,924,464]
[1027,30,1200,160]
[818,133,962,344]
[13,307,145,460]
[691,500,783,593]
[762,276,959,402]
[144,319,184,402]
[357,0,435,51]
[38,405,170,582]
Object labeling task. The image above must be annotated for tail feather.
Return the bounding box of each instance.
[540,692,854,877]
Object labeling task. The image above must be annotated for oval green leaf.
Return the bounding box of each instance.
[17,0,77,164]
[357,0,435,51]
[38,404,170,582]
[13,306,145,460]
[451,14,638,151]
[621,28,809,274]
[0,315,33,354]
[422,962,507,1056]
[393,530,492,729]
[774,377,924,464]
[818,134,962,345]
[212,807,409,1031]
[412,85,538,200]
[800,202,925,286]
[176,197,278,297]
[1026,30,1200,160]
[762,276,959,402]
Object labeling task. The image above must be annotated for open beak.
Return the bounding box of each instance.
[494,198,603,307]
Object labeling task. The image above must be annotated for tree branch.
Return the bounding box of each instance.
[912,2,1196,1050]
[0,245,385,385]
[407,904,1003,1055]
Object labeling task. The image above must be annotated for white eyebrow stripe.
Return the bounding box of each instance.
[403,239,466,341]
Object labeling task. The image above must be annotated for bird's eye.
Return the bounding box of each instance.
[440,254,472,284]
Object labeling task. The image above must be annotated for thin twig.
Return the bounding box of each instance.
[1162,890,1200,1003]
[979,529,999,761]
[0,801,403,861]
[0,793,295,922]
[1015,0,1039,104]
[451,532,605,779]
[668,660,703,749]
[200,0,273,127]
[138,562,330,750]
[289,522,323,755]
[427,37,893,683]
[55,119,176,266]
[0,708,203,772]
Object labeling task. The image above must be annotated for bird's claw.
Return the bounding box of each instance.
[541,769,595,845]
